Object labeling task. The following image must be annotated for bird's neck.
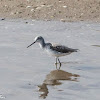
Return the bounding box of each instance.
[39,39,46,49]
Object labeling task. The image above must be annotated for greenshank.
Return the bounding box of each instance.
[27,36,78,69]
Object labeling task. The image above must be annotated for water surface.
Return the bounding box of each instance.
[0,19,100,100]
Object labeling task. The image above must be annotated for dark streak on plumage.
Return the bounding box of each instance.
[50,45,78,53]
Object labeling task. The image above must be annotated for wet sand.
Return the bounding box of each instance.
[0,20,100,100]
[0,0,100,22]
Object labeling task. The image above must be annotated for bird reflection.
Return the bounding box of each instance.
[38,69,80,99]
[55,61,81,70]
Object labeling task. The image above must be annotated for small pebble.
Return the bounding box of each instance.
[60,19,66,22]
[1,18,5,20]
[25,22,28,24]
[63,6,67,8]
[26,6,31,8]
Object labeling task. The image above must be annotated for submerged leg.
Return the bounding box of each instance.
[58,58,61,69]
[55,57,58,69]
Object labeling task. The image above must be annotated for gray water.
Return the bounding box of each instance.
[0,19,100,100]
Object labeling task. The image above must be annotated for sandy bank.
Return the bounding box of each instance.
[0,0,100,22]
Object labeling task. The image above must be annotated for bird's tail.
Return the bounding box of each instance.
[74,49,79,52]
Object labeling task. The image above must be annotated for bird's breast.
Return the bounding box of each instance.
[44,48,71,57]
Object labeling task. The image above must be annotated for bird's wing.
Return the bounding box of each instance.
[50,44,78,53]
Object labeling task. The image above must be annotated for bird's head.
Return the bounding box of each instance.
[34,36,43,43]
[27,36,44,48]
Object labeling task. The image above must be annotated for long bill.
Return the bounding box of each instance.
[27,41,36,48]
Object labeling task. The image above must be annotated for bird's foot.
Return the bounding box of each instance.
[60,63,61,67]
[59,63,62,69]
[55,62,61,70]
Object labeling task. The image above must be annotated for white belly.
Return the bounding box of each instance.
[45,48,71,57]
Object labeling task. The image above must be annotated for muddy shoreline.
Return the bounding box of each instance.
[0,0,100,22]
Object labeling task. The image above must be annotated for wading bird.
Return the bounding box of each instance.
[27,36,78,69]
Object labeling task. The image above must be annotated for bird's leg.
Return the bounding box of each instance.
[58,58,61,69]
[55,57,58,64]
[55,57,58,69]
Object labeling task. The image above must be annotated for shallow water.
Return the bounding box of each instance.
[0,19,100,100]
